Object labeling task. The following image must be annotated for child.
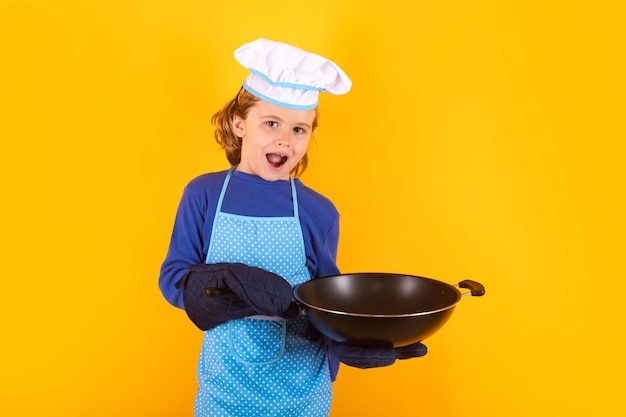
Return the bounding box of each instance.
[159,38,426,417]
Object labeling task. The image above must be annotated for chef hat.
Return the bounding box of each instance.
[234,38,352,110]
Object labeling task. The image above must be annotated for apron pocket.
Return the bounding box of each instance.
[228,319,286,365]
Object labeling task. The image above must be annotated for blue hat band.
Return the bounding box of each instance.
[242,81,318,110]
[248,68,325,92]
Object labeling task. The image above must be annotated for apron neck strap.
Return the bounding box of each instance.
[218,166,299,220]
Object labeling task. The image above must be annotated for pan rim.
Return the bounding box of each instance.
[293,273,462,318]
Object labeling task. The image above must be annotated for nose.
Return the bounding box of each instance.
[276,131,291,147]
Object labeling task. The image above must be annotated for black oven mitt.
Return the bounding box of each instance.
[174,263,294,331]
[324,337,428,368]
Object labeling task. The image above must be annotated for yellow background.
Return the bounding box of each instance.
[1,0,624,416]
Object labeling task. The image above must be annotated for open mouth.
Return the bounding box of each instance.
[266,153,288,168]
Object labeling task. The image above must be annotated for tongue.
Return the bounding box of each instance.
[267,153,286,167]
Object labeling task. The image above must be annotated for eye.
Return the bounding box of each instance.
[293,127,306,134]
[266,121,278,128]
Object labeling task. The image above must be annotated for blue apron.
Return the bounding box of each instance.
[195,168,332,417]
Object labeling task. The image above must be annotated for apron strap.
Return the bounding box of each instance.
[206,167,235,263]
[215,166,236,214]
[289,176,307,267]
[289,176,299,220]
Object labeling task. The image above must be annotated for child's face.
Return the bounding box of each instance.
[233,100,315,181]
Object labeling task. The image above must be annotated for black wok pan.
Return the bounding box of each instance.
[293,273,485,348]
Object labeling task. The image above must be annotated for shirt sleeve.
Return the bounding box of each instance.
[159,184,207,309]
[312,215,341,278]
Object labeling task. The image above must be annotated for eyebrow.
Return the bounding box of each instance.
[261,114,312,130]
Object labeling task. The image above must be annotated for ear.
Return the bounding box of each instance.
[232,114,245,137]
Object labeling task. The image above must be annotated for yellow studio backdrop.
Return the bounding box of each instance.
[1,0,624,416]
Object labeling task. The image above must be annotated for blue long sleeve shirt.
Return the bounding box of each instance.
[159,169,341,309]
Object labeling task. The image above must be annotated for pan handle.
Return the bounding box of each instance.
[457,280,485,297]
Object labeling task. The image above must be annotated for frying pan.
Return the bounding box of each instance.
[204,272,485,348]
[293,273,485,348]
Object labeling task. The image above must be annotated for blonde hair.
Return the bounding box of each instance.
[211,88,318,177]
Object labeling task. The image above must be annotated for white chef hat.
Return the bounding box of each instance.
[234,38,352,110]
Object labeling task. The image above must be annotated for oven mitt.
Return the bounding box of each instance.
[175,263,294,331]
[324,337,428,369]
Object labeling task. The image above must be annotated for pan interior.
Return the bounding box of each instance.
[297,273,460,316]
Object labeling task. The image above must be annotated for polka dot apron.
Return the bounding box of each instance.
[194,168,332,417]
